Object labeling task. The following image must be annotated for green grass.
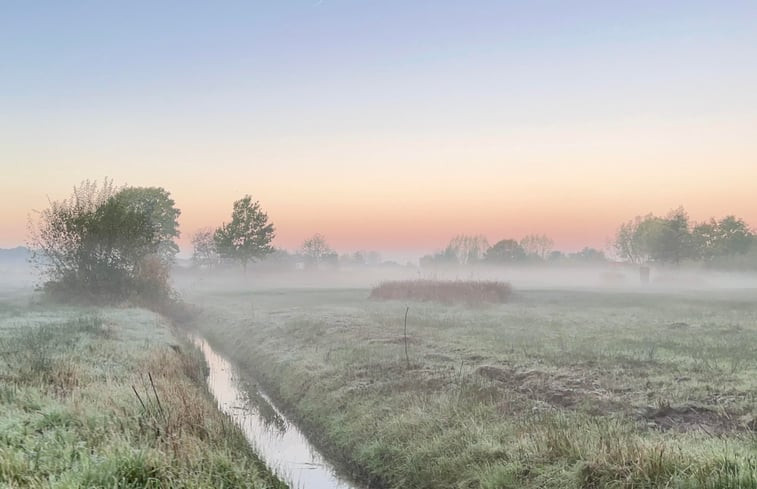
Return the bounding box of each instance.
[0,295,286,489]
[186,286,757,489]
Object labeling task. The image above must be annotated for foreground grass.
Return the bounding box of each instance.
[188,286,757,489]
[0,296,285,488]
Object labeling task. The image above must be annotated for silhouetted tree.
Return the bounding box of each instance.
[692,215,753,261]
[520,234,554,260]
[485,239,526,263]
[214,196,275,272]
[646,207,692,265]
[445,235,490,265]
[615,207,700,265]
[191,228,218,269]
[615,214,654,265]
[302,233,335,268]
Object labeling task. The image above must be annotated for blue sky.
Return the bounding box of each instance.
[2,1,756,252]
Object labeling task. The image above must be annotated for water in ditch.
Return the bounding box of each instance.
[193,336,360,489]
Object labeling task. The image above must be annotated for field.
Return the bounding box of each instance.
[185,284,757,489]
[0,292,285,489]
[369,280,512,304]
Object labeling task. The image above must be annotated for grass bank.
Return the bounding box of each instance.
[0,295,285,488]
[187,287,757,489]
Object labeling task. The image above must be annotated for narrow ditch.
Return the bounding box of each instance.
[192,336,361,489]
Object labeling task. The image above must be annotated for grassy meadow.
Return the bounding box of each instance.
[186,285,757,489]
[0,293,285,489]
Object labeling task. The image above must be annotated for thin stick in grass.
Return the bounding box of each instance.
[148,372,167,422]
[404,306,410,369]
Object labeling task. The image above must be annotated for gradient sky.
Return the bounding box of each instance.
[2,1,756,258]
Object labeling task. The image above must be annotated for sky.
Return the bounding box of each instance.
[2,1,756,258]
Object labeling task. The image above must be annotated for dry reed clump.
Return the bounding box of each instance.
[369,280,512,304]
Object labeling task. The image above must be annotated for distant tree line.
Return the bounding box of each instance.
[420,234,606,267]
[614,207,754,267]
[418,208,754,269]
[191,226,385,272]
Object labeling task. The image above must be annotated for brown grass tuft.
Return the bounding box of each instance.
[369,279,512,304]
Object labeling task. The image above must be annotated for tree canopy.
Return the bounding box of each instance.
[485,239,526,263]
[28,179,179,303]
[114,186,181,262]
[214,196,275,271]
[692,216,753,261]
[614,207,753,266]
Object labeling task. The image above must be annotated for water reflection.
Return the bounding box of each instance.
[193,336,358,489]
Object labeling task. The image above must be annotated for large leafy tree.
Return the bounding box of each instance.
[692,215,753,261]
[113,187,181,263]
[615,207,697,266]
[29,179,118,283]
[647,207,692,265]
[615,215,650,265]
[214,196,275,272]
[28,179,179,302]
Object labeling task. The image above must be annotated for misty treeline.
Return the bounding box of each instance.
[192,228,383,271]
[420,234,606,267]
[419,207,755,269]
[614,207,755,267]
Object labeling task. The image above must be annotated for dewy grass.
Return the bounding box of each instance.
[185,286,757,489]
[370,279,512,304]
[0,299,286,489]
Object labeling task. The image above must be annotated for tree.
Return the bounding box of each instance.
[445,235,490,265]
[29,179,117,282]
[646,207,692,265]
[191,228,218,269]
[485,239,526,263]
[713,216,753,255]
[692,215,753,261]
[615,216,648,265]
[520,234,554,260]
[214,196,275,272]
[615,214,659,264]
[302,233,334,268]
[28,179,177,302]
[615,208,694,265]
[114,187,181,263]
